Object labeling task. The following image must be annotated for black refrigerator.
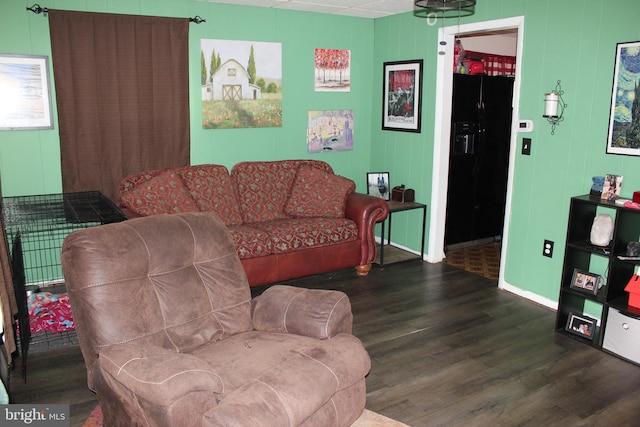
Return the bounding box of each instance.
[445,73,514,248]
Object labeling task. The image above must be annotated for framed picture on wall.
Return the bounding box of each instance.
[307,110,354,153]
[366,172,390,200]
[0,54,54,130]
[382,60,423,133]
[606,40,640,156]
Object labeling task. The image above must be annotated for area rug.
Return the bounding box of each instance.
[445,242,500,281]
[83,405,410,426]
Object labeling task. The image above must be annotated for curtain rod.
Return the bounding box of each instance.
[26,4,206,23]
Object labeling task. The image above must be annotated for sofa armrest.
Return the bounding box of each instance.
[95,343,224,405]
[251,285,353,338]
[344,192,389,265]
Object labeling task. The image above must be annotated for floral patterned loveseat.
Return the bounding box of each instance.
[118,160,389,287]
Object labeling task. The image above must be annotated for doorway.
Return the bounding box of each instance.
[427,16,525,290]
[444,30,517,280]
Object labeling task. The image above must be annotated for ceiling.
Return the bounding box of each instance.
[197,0,417,19]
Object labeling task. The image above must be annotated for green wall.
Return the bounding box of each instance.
[0,0,374,195]
[372,0,640,305]
[1,0,639,307]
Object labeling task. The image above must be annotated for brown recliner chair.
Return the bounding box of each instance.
[61,212,370,426]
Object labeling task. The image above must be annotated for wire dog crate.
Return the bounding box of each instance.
[2,191,126,379]
[3,191,126,287]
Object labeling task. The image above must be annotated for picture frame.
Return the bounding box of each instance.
[601,174,623,201]
[314,48,351,92]
[565,312,596,340]
[200,39,282,129]
[307,110,354,153]
[0,54,54,130]
[569,268,602,296]
[382,60,423,133]
[606,40,640,156]
[367,172,390,201]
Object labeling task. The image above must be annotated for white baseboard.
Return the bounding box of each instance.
[499,280,558,311]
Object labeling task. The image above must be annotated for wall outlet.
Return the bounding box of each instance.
[543,240,554,258]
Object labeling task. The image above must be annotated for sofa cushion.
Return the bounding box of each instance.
[253,218,358,254]
[192,331,370,425]
[119,168,167,195]
[179,165,243,226]
[231,160,334,224]
[120,170,197,216]
[228,225,274,259]
[285,166,355,218]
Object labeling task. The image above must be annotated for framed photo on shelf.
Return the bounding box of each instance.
[382,59,423,133]
[0,54,54,130]
[569,269,602,296]
[606,40,640,156]
[565,312,596,340]
[366,172,390,201]
[601,174,623,201]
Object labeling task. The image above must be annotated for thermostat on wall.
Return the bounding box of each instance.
[518,119,534,132]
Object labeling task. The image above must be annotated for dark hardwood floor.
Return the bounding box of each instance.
[9,260,640,426]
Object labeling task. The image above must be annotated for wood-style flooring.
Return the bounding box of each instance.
[9,260,640,426]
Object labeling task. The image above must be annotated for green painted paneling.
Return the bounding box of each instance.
[373,0,640,303]
[1,0,639,306]
[0,0,374,196]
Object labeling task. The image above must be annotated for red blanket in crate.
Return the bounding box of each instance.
[28,292,75,334]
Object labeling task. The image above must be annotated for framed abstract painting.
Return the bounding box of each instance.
[0,54,53,130]
[606,40,640,156]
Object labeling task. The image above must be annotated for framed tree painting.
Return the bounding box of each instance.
[606,40,640,156]
[314,48,350,92]
[382,59,423,133]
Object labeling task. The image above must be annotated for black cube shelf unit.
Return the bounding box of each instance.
[555,195,640,364]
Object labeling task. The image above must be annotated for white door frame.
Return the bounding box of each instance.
[427,16,525,289]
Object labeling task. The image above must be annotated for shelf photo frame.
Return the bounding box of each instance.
[565,312,596,340]
[0,54,54,130]
[366,172,390,201]
[382,60,423,133]
[569,268,602,296]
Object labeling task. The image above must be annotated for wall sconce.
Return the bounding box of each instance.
[543,80,567,135]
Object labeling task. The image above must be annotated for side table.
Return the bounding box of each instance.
[377,200,427,267]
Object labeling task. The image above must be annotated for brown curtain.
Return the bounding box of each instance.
[48,10,190,203]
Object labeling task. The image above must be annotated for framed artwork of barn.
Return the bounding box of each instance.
[200,39,282,129]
